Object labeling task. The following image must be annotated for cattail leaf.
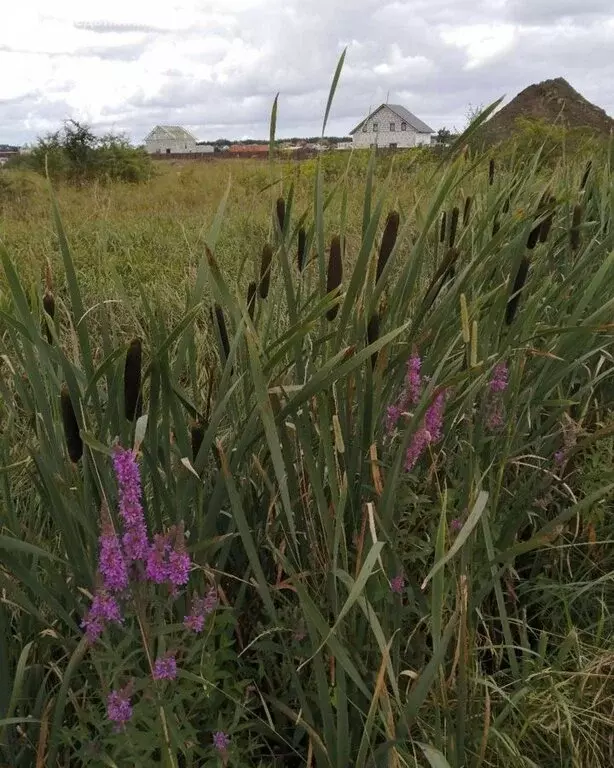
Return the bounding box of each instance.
[297,227,307,272]
[321,47,346,137]
[366,313,380,369]
[580,160,592,191]
[326,235,343,320]
[570,204,583,250]
[80,431,112,456]
[42,291,55,344]
[190,421,205,462]
[213,304,231,363]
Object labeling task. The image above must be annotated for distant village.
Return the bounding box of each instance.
[1,103,439,163]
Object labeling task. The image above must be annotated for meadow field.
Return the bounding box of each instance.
[1,114,614,767]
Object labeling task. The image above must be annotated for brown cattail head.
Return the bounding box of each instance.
[190,420,205,462]
[449,206,459,248]
[492,213,500,237]
[505,256,530,325]
[376,211,400,283]
[247,281,257,321]
[297,227,307,272]
[124,338,142,422]
[60,383,82,463]
[570,204,582,251]
[527,222,541,250]
[42,291,55,344]
[439,211,447,243]
[462,196,472,227]
[259,243,273,299]
[539,196,556,243]
[489,158,495,186]
[326,235,343,321]
[44,259,53,293]
[213,304,230,363]
[276,197,286,233]
[366,313,380,369]
[580,160,592,191]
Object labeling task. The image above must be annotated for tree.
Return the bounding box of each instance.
[436,128,453,145]
[465,103,485,129]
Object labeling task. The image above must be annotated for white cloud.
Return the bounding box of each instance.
[1,0,613,144]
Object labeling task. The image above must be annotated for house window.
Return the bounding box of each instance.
[401,122,407,131]
[390,122,396,131]
[390,143,398,149]
[373,122,378,132]
[166,148,171,154]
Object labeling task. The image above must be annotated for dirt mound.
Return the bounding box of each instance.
[478,77,614,145]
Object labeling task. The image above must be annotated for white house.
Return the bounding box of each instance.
[350,104,434,149]
[144,126,199,155]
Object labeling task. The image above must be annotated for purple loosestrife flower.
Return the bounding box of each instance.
[554,450,565,465]
[184,586,218,632]
[489,362,509,393]
[405,390,448,470]
[168,550,190,586]
[99,532,129,593]
[213,731,230,753]
[107,686,132,728]
[405,354,422,405]
[486,401,505,431]
[405,427,429,471]
[385,405,402,434]
[152,655,177,681]
[390,574,405,594]
[113,447,149,562]
[146,533,171,584]
[82,591,122,642]
[450,518,463,532]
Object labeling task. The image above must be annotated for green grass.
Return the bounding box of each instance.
[1,78,614,766]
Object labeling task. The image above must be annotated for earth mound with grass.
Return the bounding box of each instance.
[479,77,614,145]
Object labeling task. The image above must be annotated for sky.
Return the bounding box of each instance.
[2,0,614,146]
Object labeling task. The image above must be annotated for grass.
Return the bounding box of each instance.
[1,77,614,766]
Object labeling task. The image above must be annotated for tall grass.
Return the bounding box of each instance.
[1,58,614,766]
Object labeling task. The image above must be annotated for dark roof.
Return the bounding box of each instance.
[350,104,434,135]
[0,144,19,152]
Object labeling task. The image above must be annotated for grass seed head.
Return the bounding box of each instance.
[376,210,400,283]
[297,227,307,272]
[124,338,143,422]
[326,235,343,321]
[259,243,273,299]
[505,256,530,325]
[60,383,83,463]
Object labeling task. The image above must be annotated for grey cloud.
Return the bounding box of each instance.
[508,0,614,24]
[73,20,173,34]
[75,43,148,61]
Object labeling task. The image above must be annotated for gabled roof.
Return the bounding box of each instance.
[350,104,434,134]
[144,125,197,143]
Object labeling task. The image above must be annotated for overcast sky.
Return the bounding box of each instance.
[2,0,614,145]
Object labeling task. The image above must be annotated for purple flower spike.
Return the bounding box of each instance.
[405,354,422,405]
[82,591,123,642]
[184,586,218,632]
[113,447,149,562]
[390,574,405,594]
[152,655,177,681]
[99,532,129,593]
[107,686,132,728]
[489,362,509,393]
[425,390,446,443]
[450,518,463,532]
[213,731,229,753]
[385,405,402,434]
[146,533,171,584]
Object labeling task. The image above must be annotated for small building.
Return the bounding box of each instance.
[144,126,198,155]
[196,142,215,153]
[350,104,434,149]
[0,144,20,160]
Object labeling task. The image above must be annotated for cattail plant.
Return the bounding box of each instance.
[366,313,380,369]
[213,304,230,363]
[449,206,459,248]
[259,244,273,299]
[190,421,205,462]
[297,227,307,272]
[326,235,343,321]
[502,196,511,214]
[42,290,55,344]
[376,211,399,283]
[60,384,82,463]
[462,196,472,227]
[246,281,257,321]
[124,338,142,422]
[492,213,500,237]
[505,257,530,325]
[489,158,495,186]
[580,160,592,191]
[526,221,541,250]
[570,204,583,250]
[439,211,447,243]
[539,196,556,243]
[276,197,285,233]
